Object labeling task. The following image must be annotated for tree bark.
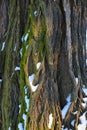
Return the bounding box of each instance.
[0,0,87,130]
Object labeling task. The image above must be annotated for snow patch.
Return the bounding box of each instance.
[26,45,28,50]
[28,74,39,92]
[25,95,29,112]
[21,33,29,42]
[73,111,77,115]
[1,42,5,51]
[83,97,87,103]
[62,94,71,119]
[71,120,75,126]
[21,35,24,42]
[62,128,68,130]
[15,66,20,71]
[18,123,23,130]
[24,33,29,42]
[24,86,29,112]
[62,126,68,130]
[36,62,41,69]
[80,112,87,124]
[23,113,27,130]
[82,103,86,108]
[66,94,71,102]
[48,113,53,129]
[75,77,78,85]
[83,84,85,88]
[78,112,87,130]
[8,126,11,130]
[62,102,71,119]
[19,104,21,113]
[20,48,22,57]
[34,11,38,16]
[78,124,86,130]
[82,88,87,96]
[14,45,16,51]
[86,59,87,65]
[0,79,2,82]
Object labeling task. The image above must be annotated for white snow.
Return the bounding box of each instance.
[82,96,87,108]
[62,125,72,130]
[83,84,85,88]
[28,74,39,92]
[73,111,77,115]
[19,104,21,113]
[0,79,2,82]
[83,97,87,103]
[82,88,87,96]
[78,112,87,130]
[14,45,16,51]
[75,77,78,85]
[48,113,53,129]
[24,33,29,42]
[26,45,28,50]
[66,94,71,102]
[8,126,11,130]
[62,126,68,130]
[80,112,87,124]
[24,86,30,112]
[1,42,5,51]
[62,102,71,119]
[24,86,27,95]
[78,124,86,130]
[71,120,75,126]
[18,123,23,130]
[29,74,35,84]
[86,59,87,65]
[23,113,27,130]
[82,103,86,108]
[34,11,38,16]
[62,94,71,119]
[21,33,29,42]
[15,66,20,71]
[21,35,24,42]
[25,95,29,112]
[28,29,30,33]
[20,48,22,57]
[36,62,41,69]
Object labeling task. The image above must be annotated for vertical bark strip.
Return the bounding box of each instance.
[0,0,87,130]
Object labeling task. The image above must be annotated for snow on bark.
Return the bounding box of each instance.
[1,42,5,51]
[75,77,78,85]
[24,86,29,112]
[18,123,23,130]
[62,94,71,119]
[0,79,2,82]
[15,66,20,71]
[78,112,87,130]
[36,62,41,70]
[28,74,39,92]
[48,113,53,129]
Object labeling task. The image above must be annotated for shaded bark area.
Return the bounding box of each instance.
[0,0,8,39]
[0,0,87,130]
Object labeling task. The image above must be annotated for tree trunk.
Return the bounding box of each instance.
[0,0,87,130]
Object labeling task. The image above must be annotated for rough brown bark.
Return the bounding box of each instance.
[0,0,87,130]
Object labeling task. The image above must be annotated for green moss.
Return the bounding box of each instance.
[18,1,50,129]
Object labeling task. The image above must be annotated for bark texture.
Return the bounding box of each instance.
[0,0,87,130]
